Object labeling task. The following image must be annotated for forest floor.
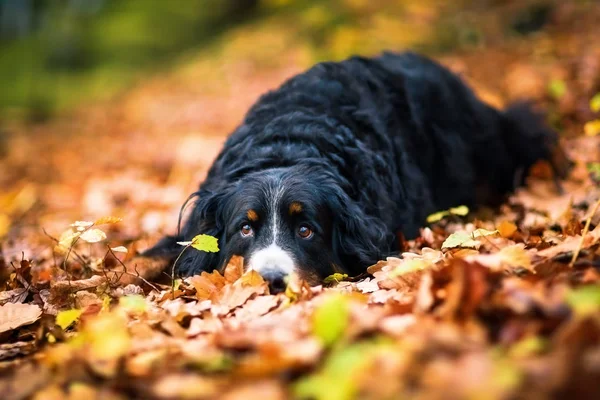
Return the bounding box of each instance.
[1,1,600,399]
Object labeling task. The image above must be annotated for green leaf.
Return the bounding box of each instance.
[587,162,600,184]
[426,210,450,223]
[449,205,469,216]
[472,228,499,238]
[566,285,600,317]
[442,232,479,249]
[119,295,147,313]
[548,79,566,100]
[294,340,391,400]
[426,205,469,223]
[591,93,600,113]
[56,309,83,330]
[323,273,349,284]
[441,229,498,249]
[312,294,350,347]
[190,234,219,253]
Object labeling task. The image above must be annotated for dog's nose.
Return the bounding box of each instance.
[260,269,288,294]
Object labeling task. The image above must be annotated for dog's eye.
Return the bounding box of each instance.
[240,224,253,237]
[298,225,313,239]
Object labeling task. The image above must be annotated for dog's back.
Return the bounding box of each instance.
[227,52,561,237]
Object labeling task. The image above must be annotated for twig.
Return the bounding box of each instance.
[104,244,161,293]
[171,245,190,299]
[569,198,600,267]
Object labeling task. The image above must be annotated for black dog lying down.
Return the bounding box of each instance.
[143,52,560,292]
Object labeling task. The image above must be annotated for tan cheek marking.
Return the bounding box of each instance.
[247,209,259,222]
[289,202,303,215]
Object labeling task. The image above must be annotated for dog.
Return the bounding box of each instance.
[141,52,562,292]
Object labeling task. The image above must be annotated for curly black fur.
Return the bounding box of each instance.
[145,52,559,286]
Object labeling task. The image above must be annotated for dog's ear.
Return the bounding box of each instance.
[327,188,392,276]
[142,187,231,276]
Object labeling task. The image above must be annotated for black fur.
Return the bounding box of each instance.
[145,52,559,284]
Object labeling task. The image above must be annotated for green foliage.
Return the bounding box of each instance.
[590,93,600,113]
[548,79,567,100]
[323,273,349,284]
[294,340,392,400]
[566,285,600,317]
[190,234,220,253]
[312,293,350,347]
[427,205,469,223]
[119,295,148,313]
[442,229,498,249]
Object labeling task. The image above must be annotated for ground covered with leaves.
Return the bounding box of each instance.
[2,2,600,399]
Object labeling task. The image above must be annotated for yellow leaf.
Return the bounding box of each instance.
[84,313,130,360]
[79,228,107,243]
[190,234,219,252]
[499,244,532,271]
[590,93,600,113]
[426,210,449,223]
[584,120,600,136]
[55,228,80,254]
[390,259,431,277]
[449,205,469,216]
[94,216,123,225]
[56,309,83,330]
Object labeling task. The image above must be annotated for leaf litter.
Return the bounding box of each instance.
[2,6,600,398]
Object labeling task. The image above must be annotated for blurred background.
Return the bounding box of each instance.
[1,0,597,122]
[1,0,599,259]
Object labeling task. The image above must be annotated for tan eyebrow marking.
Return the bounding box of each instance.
[289,202,303,215]
[247,209,259,221]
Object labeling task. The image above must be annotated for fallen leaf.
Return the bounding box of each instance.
[566,285,600,317]
[312,293,350,347]
[79,228,107,243]
[56,309,83,330]
[323,273,349,284]
[0,303,42,333]
[497,221,518,238]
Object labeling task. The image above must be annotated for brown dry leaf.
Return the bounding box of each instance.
[466,244,533,272]
[497,221,518,238]
[356,278,380,293]
[234,295,280,321]
[0,288,29,304]
[0,340,38,360]
[224,255,244,283]
[50,275,107,305]
[190,270,227,301]
[152,374,219,399]
[218,274,268,313]
[537,236,582,259]
[0,303,42,333]
[222,380,286,400]
[437,260,492,321]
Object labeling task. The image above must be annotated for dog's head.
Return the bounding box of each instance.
[149,165,389,292]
